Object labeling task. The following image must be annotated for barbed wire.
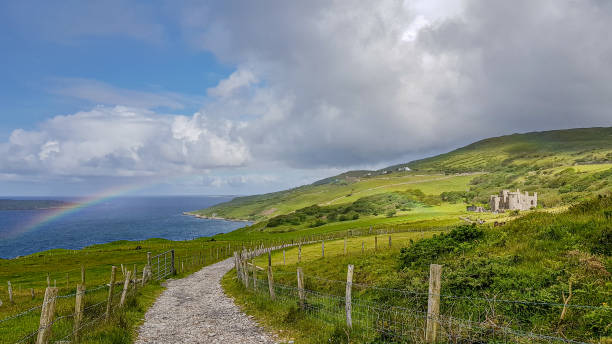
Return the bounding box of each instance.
[0,304,42,325]
[238,273,603,344]
[299,273,609,310]
[15,328,39,343]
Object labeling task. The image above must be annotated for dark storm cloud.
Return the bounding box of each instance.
[187,0,612,168]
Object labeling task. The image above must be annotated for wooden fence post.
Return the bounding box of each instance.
[267,251,275,300]
[297,267,305,309]
[375,236,378,251]
[46,273,50,287]
[322,241,325,258]
[30,288,35,300]
[171,250,176,275]
[425,264,442,343]
[36,287,58,344]
[81,265,85,285]
[344,237,347,255]
[243,257,249,287]
[389,235,392,248]
[105,266,117,321]
[298,243,302,263]
[234,252,240,279]
[346,264,354,329]
[119,270,132,307]
[362,241,364,254]
[141,265,148,287]
[74,284,85,342]
[133,265,138,291]
[7,281,13,304]
[147,252,151,266]
[252,260,257,289]
[283,250,286,265]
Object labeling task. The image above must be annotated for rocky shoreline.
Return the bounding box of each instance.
[183,212,251,223]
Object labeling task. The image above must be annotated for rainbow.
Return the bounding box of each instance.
[3,182,154,240]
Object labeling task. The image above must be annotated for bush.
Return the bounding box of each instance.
[398,224,483,268]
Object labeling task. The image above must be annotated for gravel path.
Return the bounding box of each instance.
[136,258,277,344]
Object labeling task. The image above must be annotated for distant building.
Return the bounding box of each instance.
[467,205,485,212]
[397,167,411,171]
[489,189,537,212]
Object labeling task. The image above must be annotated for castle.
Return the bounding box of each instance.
[489,189,537,212]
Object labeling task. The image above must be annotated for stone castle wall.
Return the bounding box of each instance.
[489,189,537,212]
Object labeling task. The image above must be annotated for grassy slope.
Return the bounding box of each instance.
[192,173,476,222]
[405,127,612,172]
[0,238,245,343]
[224,195,612,343]
[194,127,612,223]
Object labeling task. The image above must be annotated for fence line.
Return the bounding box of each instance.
[233,243,610,344]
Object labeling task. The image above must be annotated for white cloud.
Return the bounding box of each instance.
[207,68,258,98]
[0,106,250,178]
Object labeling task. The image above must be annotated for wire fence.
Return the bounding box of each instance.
[1,242,245,344]
[234,246,611,344]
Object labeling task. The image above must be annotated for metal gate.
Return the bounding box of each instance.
[150,250,175,280]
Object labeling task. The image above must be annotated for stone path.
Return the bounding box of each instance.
[136,258,277,344]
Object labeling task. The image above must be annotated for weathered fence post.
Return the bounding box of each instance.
[171,250,176,275]
[46,273,50,287]
[252,260,257,289]
[119,270,131,307]
[74,283,85,342]
[36,287,58,344]
[243,257,249,287]
[425,264,442,343]
[234,252,240,279]
[283,250,286,265]
[362,241,364,254]
[141,265,148,287]
[298,243,302,263]
[297,267,305,309]
[81,265,85,285]
[267,251,276,300]
[321,241,325,258]
[375,236,378,251]
[344,237,347,255]
[346,264,354,329]
[30,288,35,300]
[389,235,392,248]
[133,264,138,291]
[105,266,117,321]
[7,281,13,304]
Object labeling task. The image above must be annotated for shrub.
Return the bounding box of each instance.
[398,224,483,268]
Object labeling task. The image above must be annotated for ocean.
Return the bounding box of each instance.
[0,196,248,259]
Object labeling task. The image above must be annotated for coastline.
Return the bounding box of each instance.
[183,212,251,223]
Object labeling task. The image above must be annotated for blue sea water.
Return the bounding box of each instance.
[0,196,248,259]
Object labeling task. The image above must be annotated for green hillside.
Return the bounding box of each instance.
[191,172,476,222]
[225,193,612,343]
[405,127,612,173]
[193,127,612,223]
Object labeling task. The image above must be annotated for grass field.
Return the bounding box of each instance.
[191,172,476,222]
[224,195,612,343]
[0,238,248,343]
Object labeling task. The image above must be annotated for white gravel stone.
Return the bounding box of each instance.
[136,258,277,344]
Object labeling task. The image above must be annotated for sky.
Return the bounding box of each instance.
[1,0,611,196]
